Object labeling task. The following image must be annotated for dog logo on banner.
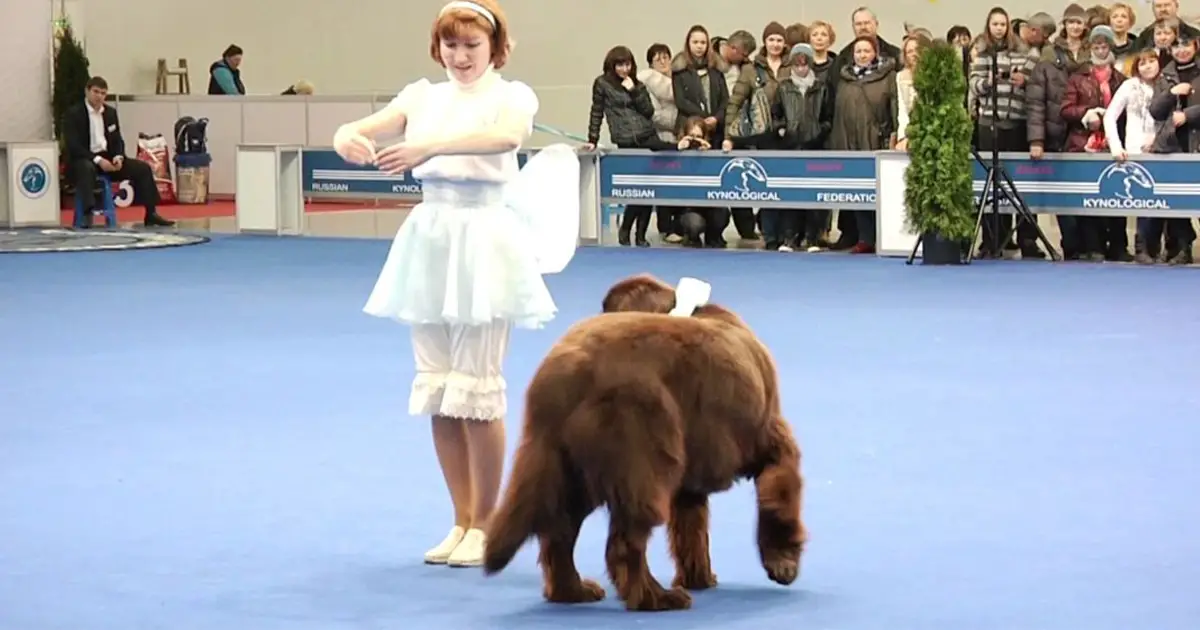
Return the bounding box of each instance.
[1088,162,1168,210]
[708,157,780,202]
[18,159,49,199]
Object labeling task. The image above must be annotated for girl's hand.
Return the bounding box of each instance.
[621,76,634,90]
[375,142,432,175]
[333,126,376,165]
[579,142,596,152]
[721,139,733,152]
[1113,149,1127,162]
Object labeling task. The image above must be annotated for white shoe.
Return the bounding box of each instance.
[447,528,486,567]
[424,526,466,564]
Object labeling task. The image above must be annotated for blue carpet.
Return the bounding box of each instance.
[1,237,1198,629]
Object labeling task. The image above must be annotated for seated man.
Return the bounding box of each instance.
[64,76,174,228]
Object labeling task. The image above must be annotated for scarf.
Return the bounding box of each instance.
[790,70,816,94]
[1130,79,1158,139]
[1085,64,1114,153]
[852,58,880,78]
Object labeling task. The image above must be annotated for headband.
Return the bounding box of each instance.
[440,1,497,27]
[669,277,712,317]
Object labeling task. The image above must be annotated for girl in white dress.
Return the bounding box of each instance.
[332,0,577,568]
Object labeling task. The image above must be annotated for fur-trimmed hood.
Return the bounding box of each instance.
[838,55,897,83]
[670,50,729,74]
[971,33,1030,56]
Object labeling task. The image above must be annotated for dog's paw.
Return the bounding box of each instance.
[672,570,718,591]
[544,578,607,604]
[626,586,692,612]
[763,558,799,585]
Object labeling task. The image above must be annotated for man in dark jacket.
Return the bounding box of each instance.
[1132,0,1200,52]
[1147,35,1200,264]
[64,76,174,227]
[1026,43,1076,257]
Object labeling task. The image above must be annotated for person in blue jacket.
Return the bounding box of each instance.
[208,45,245,95]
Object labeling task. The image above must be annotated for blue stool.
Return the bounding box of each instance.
[73,174,118,228]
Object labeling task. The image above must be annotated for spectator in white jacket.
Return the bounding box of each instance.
[1105,48,1161,160]
[638,43,678,142]
[1105,48,1167,263]
[637,42,683,242]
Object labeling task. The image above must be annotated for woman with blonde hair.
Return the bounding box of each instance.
[805,20,838,80]
[1108,3,1139,73]
[332,0,577,568]
[895,33,931,151]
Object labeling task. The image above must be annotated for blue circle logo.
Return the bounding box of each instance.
[18,158,50,199]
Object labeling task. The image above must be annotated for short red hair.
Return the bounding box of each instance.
[429,0,511,69]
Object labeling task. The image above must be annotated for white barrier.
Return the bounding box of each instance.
[875,151,921,258]
[235,144,304,235]
[0,141,60,228]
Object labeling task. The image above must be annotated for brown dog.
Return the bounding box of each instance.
[483,274,807,612]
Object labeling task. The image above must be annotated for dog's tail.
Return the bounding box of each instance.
[483,433,565,575]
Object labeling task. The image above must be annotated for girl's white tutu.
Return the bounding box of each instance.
[362,144,580,329]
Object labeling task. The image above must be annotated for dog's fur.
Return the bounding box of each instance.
[483,274,806,612]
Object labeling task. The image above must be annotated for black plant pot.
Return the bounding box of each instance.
[921,231,964,265]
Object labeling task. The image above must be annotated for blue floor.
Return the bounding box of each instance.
[2,237,1199,630]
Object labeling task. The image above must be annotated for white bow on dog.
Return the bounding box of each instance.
[669,277,712,317]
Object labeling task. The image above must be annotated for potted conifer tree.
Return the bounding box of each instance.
[53,24,90,157]
[903,40,975,265]
[52,23,90,201]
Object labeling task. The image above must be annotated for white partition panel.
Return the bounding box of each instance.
[875,151,921,258]
[578,151,601,244]
[236,144,304,235]
[0,142,60,227]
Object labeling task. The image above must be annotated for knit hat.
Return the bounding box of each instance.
[1089,24,1116,45]
[1062,3,1087,22]
[790,43,815,62]
[763,21,786,42]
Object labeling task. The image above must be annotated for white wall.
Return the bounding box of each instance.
[0,0,54,141]
[81,0,1065,135]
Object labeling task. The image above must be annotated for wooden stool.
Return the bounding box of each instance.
[155,58,191,94]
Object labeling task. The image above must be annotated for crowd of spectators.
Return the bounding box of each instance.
[584,1,1200,265]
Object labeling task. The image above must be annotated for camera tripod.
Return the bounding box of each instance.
[967,49,1059,263]
[905,46,1059,264]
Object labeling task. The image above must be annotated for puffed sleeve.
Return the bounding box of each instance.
[504,80,540,132]
[386,78,431,115]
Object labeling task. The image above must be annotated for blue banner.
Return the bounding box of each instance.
[598,151,877,209]
[302,149,530,197]
[971,154,1200,216]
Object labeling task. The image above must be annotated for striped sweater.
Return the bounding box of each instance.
[969,43,1038,126]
